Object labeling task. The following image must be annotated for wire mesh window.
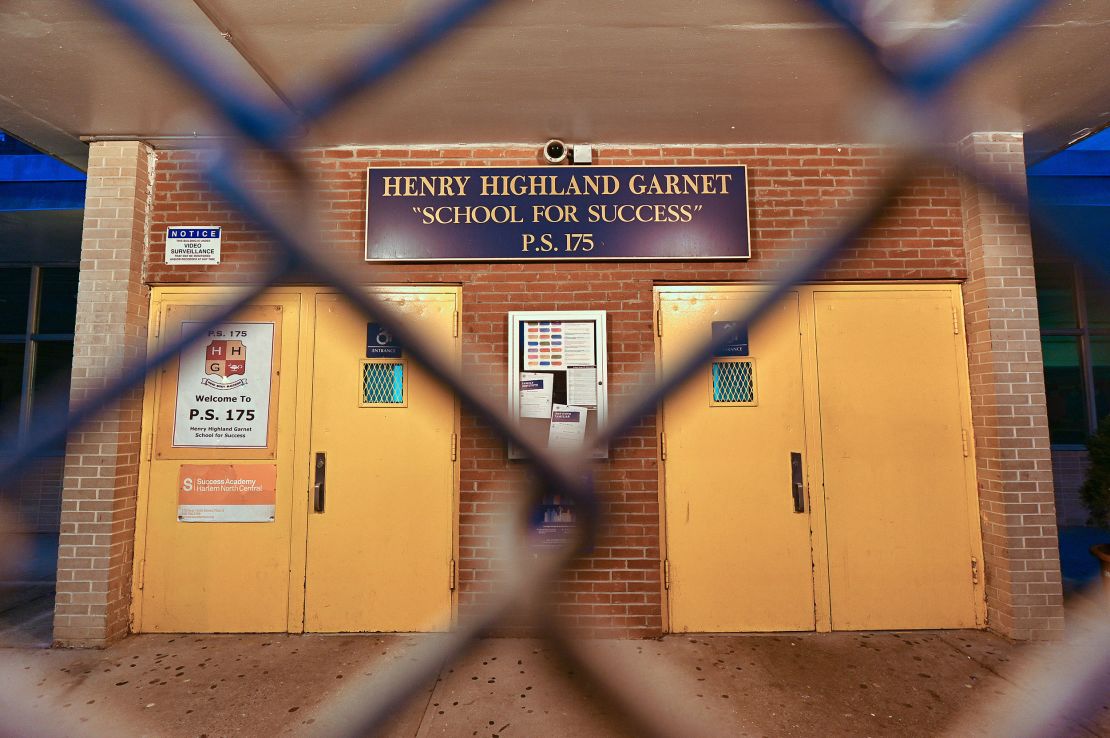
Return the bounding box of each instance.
[710,359,756,405]
[360,360,406,406]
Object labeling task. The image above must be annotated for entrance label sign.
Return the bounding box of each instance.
[177,464,277,522]
[712,321,750,357]
[166,226,221,265]
[366,322,403,358]
[366,166,749,261]
[173,322,275,447]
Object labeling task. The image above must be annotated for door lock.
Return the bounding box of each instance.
[790,452,805,513]
[313,452,327,513]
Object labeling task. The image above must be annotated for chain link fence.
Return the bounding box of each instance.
[1,0,1109,736]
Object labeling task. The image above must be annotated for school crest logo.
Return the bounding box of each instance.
[202,340,248,389]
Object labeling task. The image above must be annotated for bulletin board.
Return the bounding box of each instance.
[507,310,608,460]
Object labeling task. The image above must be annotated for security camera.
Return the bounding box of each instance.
[543,139,568,164]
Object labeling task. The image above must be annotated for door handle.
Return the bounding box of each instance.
[313,452,326,513]
[790,452,805,513]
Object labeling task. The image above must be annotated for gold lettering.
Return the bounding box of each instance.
[620,173,738,196]
[384,175,473,197]
[402,171,722,198]
[424,205,523,224]
[382,176,403,197]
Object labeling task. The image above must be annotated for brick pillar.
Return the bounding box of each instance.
[53,141,152,647]
[960,132,1064,640]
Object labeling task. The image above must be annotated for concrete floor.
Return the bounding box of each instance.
[0,629,1107,737]
[2,527,1108,737]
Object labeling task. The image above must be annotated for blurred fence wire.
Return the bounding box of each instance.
[0,0,1108,736]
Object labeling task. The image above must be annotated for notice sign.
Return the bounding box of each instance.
[173,322,275,448]
[166,226,221,265]
[177,464,277,522]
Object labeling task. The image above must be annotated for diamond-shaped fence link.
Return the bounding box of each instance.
[1,0,1109,736]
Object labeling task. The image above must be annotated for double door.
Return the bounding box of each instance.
[658,284,984,632]
[133,287,458,633]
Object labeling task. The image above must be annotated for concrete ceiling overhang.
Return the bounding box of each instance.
[0,0,1107,169]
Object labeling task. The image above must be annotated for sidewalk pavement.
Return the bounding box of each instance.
[1,628,1108,737]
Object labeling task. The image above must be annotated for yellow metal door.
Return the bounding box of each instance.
[135,291,301,632]
[659,289,816,632]
[813,288,981,630]
[303,289,457,632]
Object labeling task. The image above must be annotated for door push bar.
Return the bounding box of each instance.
[790,451,805,514]
[313,452,326,513]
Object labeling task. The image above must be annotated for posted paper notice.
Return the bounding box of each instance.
[562,322,596,366]
[519,372,554,419]
[523,321,565,370]
[566,366,598,406]
[548,403,588,451]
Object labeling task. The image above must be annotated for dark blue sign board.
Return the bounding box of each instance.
[712,321,750,357]
[366,323,402,358]
[366,166,749,261]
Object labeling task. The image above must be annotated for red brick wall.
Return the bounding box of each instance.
[146,144,965,636]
